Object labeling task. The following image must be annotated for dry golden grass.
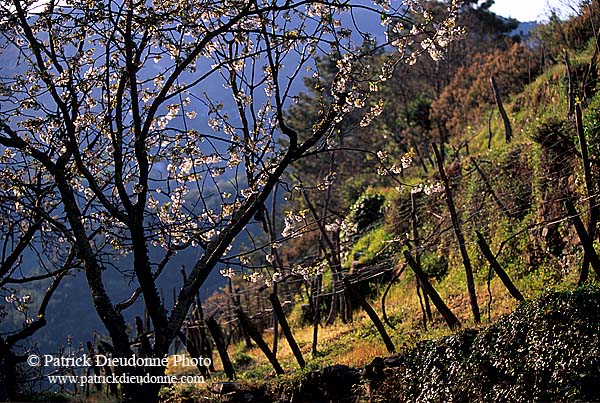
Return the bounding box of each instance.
[168,255,582,390]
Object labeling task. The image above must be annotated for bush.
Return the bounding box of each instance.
[349,193,385,232]
[371,286,600,402]
[432,43,541,139]
[534,3,600,57]
[233,352,255,370]
[420,252,449,281]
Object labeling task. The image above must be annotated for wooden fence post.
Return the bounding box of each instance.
[564,200,600,276]
[206,317,236,380]
[575,103,599,283]
[470,157,512,219]
[404,251,461,330]
[490,76,512,143]
[410,192,432,326]
[235,307,285,375]
[312,274,321,358]
[269,293,305,369]
[475,231,524,302]
[342,278,395,353]
[432,143,480,323]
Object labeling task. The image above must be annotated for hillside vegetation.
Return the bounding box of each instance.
[23,1,600,402]
[150,2,600,402]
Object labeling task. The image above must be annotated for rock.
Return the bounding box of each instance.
[383,355,405,368]
[320,364,361,400]
[365,357,386,379]
[210,382,239,395]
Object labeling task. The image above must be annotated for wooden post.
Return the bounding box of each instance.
[178,331,210,377]
[194,300,214,372]
[269,293,305,368]
[231,285,253,349]
[381,263,406,329]
[490,76,512,143]
[301,188,345,325]
[86,342,102,394]
[432,143,480,323]
[312,274,321,358]
[135,316,151,357]
[475,231,524,302]
[487,110,494,149]
[411,140,429,173]
[342,277,395,353]
[575,103,598,283]
[96,343,119,397]
[272,284,279,356]
[404,251,461,330]
[565,52,575,117]
[410,192,432,324]
[206,317,236,380]
[416,282,428,330]
[235,307,284,375]
[564,200,600,276]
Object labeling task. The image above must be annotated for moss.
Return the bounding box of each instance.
[371,286,600,403]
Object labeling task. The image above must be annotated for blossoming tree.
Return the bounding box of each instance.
[0,0,461,400]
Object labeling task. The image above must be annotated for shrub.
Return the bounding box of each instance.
[420,252,449,281]
[348,193,385,232]
[534,3,600,57]
[432,43,541,139]
[371,286,600,402]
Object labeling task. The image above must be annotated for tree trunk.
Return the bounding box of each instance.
[0,343,19,401]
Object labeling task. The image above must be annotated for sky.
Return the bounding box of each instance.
[490,0,577,22]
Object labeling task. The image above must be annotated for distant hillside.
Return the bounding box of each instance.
[514,20,539,38]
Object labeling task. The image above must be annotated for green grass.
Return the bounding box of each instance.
[347,226,393,267]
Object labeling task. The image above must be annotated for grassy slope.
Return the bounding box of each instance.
[161,41,600,402]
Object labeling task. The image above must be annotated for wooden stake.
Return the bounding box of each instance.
[342,278,395,353]
[404,251,461,330]
[432,143,480,323]
[490,76,512,143]
[312,274,321,358]
[410,192,432,324]
[470,157,512,219]
[575,103,598,283]
[206,317,235,380]
[235,307,284,375]
[565,52,575,117]
[269,293,305,368]
[564,200,600,277]
[475,231,524,302]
